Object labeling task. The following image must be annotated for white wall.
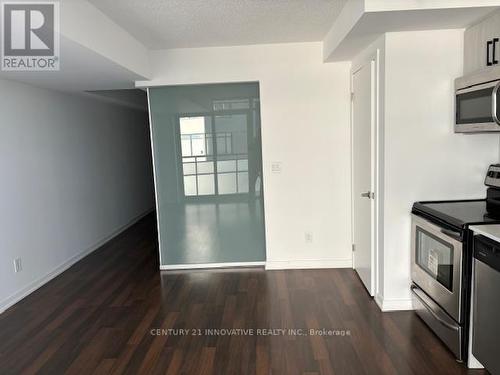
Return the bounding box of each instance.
[0,78,155,312]
[138,42,353,269]
[61,0,150,79]
[381,30,499,307]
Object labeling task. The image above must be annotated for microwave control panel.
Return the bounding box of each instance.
[485,164,500,188]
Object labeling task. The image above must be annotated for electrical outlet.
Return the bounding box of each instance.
[305,232,313,243]
[14,258,22,273]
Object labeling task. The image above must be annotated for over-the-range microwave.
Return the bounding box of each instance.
[455,69,500,133]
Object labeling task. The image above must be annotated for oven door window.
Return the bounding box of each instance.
[456,87,494,124]
[415,227,454,291]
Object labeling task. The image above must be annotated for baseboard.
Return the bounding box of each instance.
[0,208,154,314]
[160,261,265,270]
[375,294,413,312]
[265,258,353,270]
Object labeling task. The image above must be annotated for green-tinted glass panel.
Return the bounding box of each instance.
[148,83,266,266]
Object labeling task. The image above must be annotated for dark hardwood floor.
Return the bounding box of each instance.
[0,214,487,374]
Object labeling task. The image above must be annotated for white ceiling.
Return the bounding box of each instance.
[86,0,347,49]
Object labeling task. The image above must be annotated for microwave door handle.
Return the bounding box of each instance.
[492,81,500,125]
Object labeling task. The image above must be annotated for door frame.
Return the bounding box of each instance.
[350,49,381,298]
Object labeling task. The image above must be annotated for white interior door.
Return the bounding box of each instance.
[352,61,375,296]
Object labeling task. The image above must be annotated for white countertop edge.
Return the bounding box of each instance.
[469,224,500,243]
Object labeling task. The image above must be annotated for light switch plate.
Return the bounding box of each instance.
[271,162,282,173]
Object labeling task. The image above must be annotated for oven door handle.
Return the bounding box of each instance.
[440,228,462,242]
[411,285,460,331]
[492,80,500,125]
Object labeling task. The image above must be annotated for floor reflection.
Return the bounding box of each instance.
[161,198,266,265]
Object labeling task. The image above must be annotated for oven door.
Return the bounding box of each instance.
[411,214,463,323]
[455,80,500,133]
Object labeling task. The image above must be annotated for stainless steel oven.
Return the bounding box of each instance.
[411,214,464,360]
[455,70,500,133]
[411,214,464,321]
[411,166,500,363]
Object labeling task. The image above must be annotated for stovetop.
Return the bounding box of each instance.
[413,165,500,230]
[413,199,500,230]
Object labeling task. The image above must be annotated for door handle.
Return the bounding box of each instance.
[360,191,374,199]
[494,38,499,64]
[411,285,460,332]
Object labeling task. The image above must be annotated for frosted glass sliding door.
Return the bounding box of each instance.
[148,83,266,266]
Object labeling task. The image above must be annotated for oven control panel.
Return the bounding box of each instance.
[485,164,500,188]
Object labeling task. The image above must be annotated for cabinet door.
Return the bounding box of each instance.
[464,11,500,75]
[481,13,500,69]
[464,22,484,75]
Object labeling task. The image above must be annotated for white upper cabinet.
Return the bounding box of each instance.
[464,10,500,75]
